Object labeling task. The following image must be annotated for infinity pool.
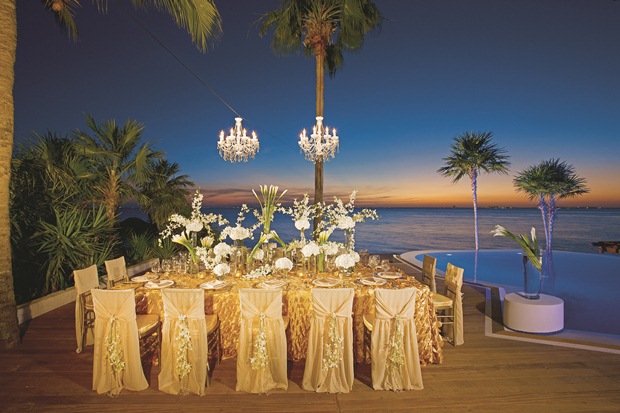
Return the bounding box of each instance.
[401,250,620,336]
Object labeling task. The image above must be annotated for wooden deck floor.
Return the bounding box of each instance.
[2,264,620,413]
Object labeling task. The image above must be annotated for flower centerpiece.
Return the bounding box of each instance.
[247,185,287,262]
[281,194,313,244]
[491,225,543,299]
[213,263,230,281]
[335,252,357,277]
[274,257,293,277]
[159,190,228,273]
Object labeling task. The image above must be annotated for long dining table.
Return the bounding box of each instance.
[128,265,444,366]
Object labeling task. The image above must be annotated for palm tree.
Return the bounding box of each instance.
[73,115,162,222]
[513,158,589,255]
[0,0,221,348]
[438,131,510,251]
[137,159,194,231]
[258,0,382,233]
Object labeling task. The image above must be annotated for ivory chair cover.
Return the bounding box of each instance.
[159,289,209,395]
[91,289,149,396]
[236,288,288,393]
[105,256,128,289]
[443,263,464,345]
[371,288,423,391]
[422,254,437,293]
[74,264,99,353]
[302,288,354,393]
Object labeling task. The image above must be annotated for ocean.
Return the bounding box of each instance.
[121,207,620,255]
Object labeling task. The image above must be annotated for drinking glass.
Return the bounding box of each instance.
[368,254,380,274]
[150,259,160,274]
[380,259,390,272]
[358,249,369,266]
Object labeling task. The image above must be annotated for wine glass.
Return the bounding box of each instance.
[368,254,380,275]
[150,259,160,274]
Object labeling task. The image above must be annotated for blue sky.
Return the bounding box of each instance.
[14,0,620,207]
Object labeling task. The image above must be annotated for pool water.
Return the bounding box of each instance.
[403,250,620,336]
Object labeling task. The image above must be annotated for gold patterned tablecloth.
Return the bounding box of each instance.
[133,267,443,365]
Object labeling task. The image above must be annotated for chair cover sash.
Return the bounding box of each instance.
[92,289,148,396]
[236,289,288,393]
[371,288,423,391]
[302,288,354,393]
[159,289,208,395]
[74,265,99,353]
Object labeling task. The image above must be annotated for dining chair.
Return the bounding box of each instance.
[236,288,288,394]
[74,264,100,353]
[91,289,160,396]
[363,288,424,391]
[421,254,437,293]
[302,288,355,393]
[159,289,218,395]
[433,263,464,346]
[105,256,128,289]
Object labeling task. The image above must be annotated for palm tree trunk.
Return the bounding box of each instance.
[312,48,325,235]
[547,194,556,253]
[471,169,479,251]
[0,0,20,348]
[538,194,549,250]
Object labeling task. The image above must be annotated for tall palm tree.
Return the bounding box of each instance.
[73,115,162,222]
[258,0,382,234]
[0,0,221,348]
[137,159,194,231]
[513,158,588,255]
[438,131,510,251]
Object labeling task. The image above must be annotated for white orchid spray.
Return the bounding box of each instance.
[280,193,314,244]
[247,185,287,262]
[159,190,228,262]
[491,225,542,270]
[221,204,260,246]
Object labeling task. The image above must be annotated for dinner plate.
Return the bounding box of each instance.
[131,275,150,283]
[359,276,387,286]
[256,279,288,289]
[199,280,229,290]
[377,271,401,279]
[145,279,174,289]
[312,278,341,288]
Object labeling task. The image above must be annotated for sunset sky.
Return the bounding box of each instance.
[14,0,620,208]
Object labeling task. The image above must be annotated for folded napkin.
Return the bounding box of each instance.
[360,277,387,286]
[312,278,340,287]
[200,280,228,290]
[145,279,173,289]
[258,279,287,289]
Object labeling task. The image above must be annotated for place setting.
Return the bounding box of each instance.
[144,279,175,289]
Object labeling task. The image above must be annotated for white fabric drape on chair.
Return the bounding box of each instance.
[371,288,424,391]
[91,289,148,396]
[74,264,99,353]
[105,256,128,288]
[236,288,288,393]
[159,289,209,395]
[302,288,354,393]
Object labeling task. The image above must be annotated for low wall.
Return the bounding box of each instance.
[16,258,158,325]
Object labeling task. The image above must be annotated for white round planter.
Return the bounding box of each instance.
[503,293,564,333]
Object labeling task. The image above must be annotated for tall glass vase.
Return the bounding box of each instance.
[344,228,355,252]
[520,254,542,300]
[187,232,199,274]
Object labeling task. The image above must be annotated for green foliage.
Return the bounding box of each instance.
[126,231,157,263]
[154,237,179,260]
[513,158,589,200]
[32,204,117,294]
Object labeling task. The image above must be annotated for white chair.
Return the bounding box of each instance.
[159,289,218,395]
[433,263,464,346]
[74,264,100,353]
[422,254,437,293]
[91,289,160,396]
[302,288,354,393]
[236,288,288,393]
[105,256,128,289]
[364,288,424,391]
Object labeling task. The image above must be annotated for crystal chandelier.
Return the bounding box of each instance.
[217,117,259,163]
[298,116,339,163]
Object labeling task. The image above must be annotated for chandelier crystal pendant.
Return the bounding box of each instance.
[298,116,339,163]
[217,117,260,163]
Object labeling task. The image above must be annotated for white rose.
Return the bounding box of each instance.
[275,257,293,271]
[352,251,360,263]
[254,249,265,261]
[335,253,355,269]
[186,220,203,233]
[322,242,340,256]
[301,241,320,257]
[213,263,230,277]
[230,225,251,240]
[337,216,355,230]
[213,242,232,257]
[295,219,310,231]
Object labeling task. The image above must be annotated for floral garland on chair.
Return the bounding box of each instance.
[104,315,125,396]
[322,313,344,371]
[175,314,193,394]
[386,314,405,389]
[250,313,270,371]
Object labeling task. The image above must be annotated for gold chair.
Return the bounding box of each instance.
[159,289,219,395]
[302,288,355,393]
[74,264,100,353]
[432,263,464,346]
[105,256,128,289]
[421,254,438,293]
[91,289,160,396]
[236,288,288,393]
[363,288,423,391]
